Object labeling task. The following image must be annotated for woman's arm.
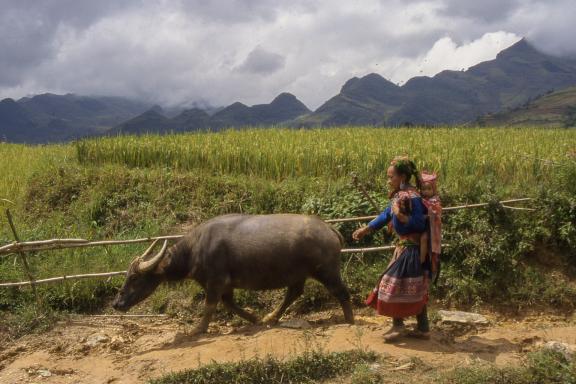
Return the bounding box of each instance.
[352,203,391,241]
[367,204,392,231]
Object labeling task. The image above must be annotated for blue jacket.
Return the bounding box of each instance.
[367,192,427,235]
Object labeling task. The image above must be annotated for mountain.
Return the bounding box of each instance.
[109,106,212,135]
[0,93,150,143]
[108,92,310,135]
[170,108,211,131]
[3,38,576,143]
[108,107,173,135]
[478,86,576,127]
[304,74,404,126]
[0,98,39,143]
[210,92,311,128]
[301,39,576,126]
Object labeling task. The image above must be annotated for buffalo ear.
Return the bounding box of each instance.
[152,252,171,275]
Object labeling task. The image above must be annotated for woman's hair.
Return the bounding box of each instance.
[390,156,421,190]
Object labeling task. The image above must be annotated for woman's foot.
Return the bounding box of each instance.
[405,328,431,340]
[383,325,406,342]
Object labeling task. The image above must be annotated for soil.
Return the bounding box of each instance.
[1,308,575,384]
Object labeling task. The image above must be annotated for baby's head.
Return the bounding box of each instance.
[421,182,435,198]
[420,171,437,198]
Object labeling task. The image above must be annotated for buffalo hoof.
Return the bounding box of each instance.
[261,313,280,325]
[187,326,208,337]
[168,328,207,345]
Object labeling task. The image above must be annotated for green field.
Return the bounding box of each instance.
[1,127,575,338]
[75,127,575,195]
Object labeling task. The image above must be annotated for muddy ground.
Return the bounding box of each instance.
[1,308,575,384]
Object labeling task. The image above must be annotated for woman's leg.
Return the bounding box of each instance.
[416,305,430,333]
[405,305,431,339]
[393,318,405,327]
[420,232,429,263]
[383,317,406,342]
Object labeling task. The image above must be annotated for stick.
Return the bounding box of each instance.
[325,215,382,224]
[443,197,533,211]
[351,172,381,213]
[501,205,536,211]
[341,245,396,254]
[70,314,167,318]
[326,198,533,223]
[0,198,534,256]
[5,209,38,299]
[0,243,452,288]
[0,270,127,287]
[0,235,183,256]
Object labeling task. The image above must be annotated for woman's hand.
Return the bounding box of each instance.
[396,212,409,224]
[352,226,372,241]
[392,202,409,224]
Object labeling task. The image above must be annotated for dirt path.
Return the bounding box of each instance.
[1,309,575,384]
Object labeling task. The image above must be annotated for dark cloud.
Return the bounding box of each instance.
[439,0,521,22]
[0,0,573,108]
[237,48,286,74]
[0,0,138,86]
[177,0,280,23]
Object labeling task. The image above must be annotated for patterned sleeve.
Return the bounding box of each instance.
[367,203,392,231]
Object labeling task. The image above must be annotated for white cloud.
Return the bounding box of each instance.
[386,32,521,84]
[0,0,573,109]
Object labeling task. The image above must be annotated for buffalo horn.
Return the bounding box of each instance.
[137,239,168,272]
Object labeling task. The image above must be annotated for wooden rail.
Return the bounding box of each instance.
[0,198,533,256]
[0,197,533,288]
[325,198,534,223]
[0,245,413,287]
[0,235,184,256]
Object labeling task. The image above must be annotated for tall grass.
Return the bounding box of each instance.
[0,143,73,243]
[0,143,72,203]
[76,127,576,196]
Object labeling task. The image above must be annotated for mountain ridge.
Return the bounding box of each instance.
[0,94,151,143]
[478,86,576,127]
[109,92,310,135]
[2,38,576,143]
[301,39,576,126]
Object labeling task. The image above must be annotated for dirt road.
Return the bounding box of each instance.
[1,309,575,383]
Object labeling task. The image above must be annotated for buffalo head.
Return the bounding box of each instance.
[112,239,168,312]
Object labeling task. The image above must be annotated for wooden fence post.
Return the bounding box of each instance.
[5,209,39,301]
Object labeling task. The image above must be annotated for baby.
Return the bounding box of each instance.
[419,172,442,281]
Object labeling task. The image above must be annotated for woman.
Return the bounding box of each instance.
[352,156,430,342]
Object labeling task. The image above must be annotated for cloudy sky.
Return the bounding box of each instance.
[1,0,574,109]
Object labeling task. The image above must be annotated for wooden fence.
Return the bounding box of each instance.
[0,198,534,289]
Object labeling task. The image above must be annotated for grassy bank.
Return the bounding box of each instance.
[1,127,576,339]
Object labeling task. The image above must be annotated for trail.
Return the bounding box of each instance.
[1,309,575,384]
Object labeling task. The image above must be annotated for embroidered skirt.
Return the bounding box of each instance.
[365,244,429,318]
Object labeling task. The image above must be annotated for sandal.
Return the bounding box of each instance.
[383,325,406,342]
[405,328,431,340]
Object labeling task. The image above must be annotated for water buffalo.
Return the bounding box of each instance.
[112,214,354,335]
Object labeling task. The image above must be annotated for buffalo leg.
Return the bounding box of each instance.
[191,283,222,335]
[222,291,259,324]
[314,271,355,324]
[262,281,305,325]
